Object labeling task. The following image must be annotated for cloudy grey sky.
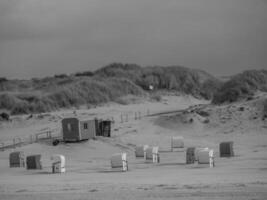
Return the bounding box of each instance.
[0,0,266,79]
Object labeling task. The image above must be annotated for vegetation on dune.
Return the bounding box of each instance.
[2,62,243,115]
[0,78,144,115]
[95,63,221,97]
[2,63,266,115]
[74,71,94,77]
[212,70,267,104]
[7,63,267,115]
[95,63,143,84]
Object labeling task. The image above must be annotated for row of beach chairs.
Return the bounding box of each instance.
[9,152,65,173]
[8,137,234,173]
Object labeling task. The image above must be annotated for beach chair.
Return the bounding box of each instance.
[186,147,196,164]
[145,146,160,163]
[197,149,215,168]
[9,151,25,168]
[171,136,184,151]
[194,147,209,161]
[26,155,42,170]
[51,154,66,173]
[220,141,234,157]
[111,153,128,172]
[135,145,149,158]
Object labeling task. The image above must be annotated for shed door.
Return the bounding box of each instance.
[62,119,79,141]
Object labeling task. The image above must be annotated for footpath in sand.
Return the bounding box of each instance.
[0,95,267,200]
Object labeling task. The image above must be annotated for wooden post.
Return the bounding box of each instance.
[121,114,123,123]
[13,138,16,149]
[30,135,33,144]
[0,142,4,151]
[138,111,141,120]
[18,138,21,147]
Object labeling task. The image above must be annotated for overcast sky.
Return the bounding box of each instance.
[0,0,266,79]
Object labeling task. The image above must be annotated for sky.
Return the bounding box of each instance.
[0,0,266,79]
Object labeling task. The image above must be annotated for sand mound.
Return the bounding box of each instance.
[155,92,267,136]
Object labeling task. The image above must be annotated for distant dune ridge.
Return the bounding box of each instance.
[0,63,266,115]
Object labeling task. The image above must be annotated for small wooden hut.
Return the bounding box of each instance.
[62,118,96,142]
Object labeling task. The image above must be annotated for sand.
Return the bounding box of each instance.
[0,94,267,200]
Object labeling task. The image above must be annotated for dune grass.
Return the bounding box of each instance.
[95,63,221,97]
[3,65,266,114]
[212,70,267,104]
[0,78,144,115]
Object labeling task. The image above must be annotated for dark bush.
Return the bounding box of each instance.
[52,139,60,146]
[75,71,94,77]
[0,77,8,83]
[54,74,68,79]
[0,112,10,121]
[196,110,210,117]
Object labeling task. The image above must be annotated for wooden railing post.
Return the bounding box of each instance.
[29,135,33,144]
[0,142,4,151]
[18,137,21,147]
[13,138,16,149]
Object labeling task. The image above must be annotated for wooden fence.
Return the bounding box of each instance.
[0,128,60,151]
[0,106,194,152]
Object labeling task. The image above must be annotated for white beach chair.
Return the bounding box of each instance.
[135,145,149,158]
[144,146,160,163]
[194,147,209,161]
[111,153,128,172]
[197,149,215,168]
[51,154,66,173]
